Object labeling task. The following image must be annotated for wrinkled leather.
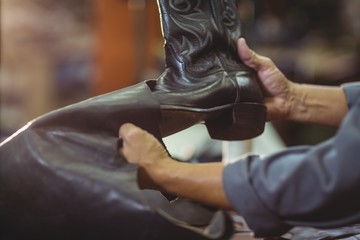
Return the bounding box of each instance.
[0,1,265,238]
[0,82,233,240]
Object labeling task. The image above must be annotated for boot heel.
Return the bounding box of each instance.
[205,103,266,140]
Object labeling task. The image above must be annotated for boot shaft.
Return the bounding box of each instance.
[157,0,245,79]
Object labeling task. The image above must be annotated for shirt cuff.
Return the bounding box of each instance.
[342,82,360,109]
[222,156,291,237]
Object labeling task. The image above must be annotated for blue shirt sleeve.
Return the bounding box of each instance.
[223,83,360,237]
[343,82,360,109]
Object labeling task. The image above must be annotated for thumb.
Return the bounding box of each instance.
[119,123,139,143]
[118,123,165,160]
[118,123,141,158]
[237,38,261,70]
[118,123,156,166]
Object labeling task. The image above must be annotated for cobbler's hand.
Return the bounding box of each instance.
[237,38,295,121]
[118,123,171,190]
[118,123,232,209]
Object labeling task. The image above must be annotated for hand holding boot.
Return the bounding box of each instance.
[118,123,172,191]
[237,38,296,122]
[119,123,232,209]
[237,38,348,127]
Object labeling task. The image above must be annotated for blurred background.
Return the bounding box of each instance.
[1,0,360,148]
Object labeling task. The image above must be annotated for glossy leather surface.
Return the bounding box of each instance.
[0,82,233,240]
[154,0,264,108]
[0,1,266,238]
[153,0,266,140]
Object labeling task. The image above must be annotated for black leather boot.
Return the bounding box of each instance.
[0,1,264,239]
[153,0,266,140]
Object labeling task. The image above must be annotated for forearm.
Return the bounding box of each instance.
[287,84,348,127]
[152,160,232,209]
